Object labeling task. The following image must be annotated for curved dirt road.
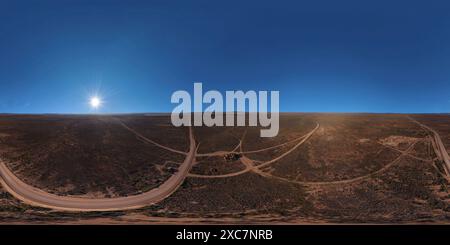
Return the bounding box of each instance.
[0,127,196,212]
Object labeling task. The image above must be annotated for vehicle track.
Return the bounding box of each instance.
[0,127,196,211]
[3,116,443,211]
[188,123,319,178]
[116,119,188,156]
[408,116,450,176]
[0,120,319,210]
[260,140,419,187]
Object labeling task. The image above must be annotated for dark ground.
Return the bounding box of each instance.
[0,113,449,223]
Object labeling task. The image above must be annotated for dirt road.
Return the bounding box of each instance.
[409,116,450,176]
[0,127,196,212]
[188,123,320,178]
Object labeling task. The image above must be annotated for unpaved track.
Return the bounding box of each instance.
[378,139,432,162]
[117,119,188,156]
[197,128,310,157]
[0,120,318,210]
[409,116,450,176]
[188,123,320,178]
[0,127,196,212]
[1,116,443,212]
[262,140,419,186]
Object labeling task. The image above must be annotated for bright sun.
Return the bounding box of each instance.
[90,96,102,109]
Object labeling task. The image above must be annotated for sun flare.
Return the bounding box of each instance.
[90,96,102,109]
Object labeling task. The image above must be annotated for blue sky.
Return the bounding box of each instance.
[0,0,450,113]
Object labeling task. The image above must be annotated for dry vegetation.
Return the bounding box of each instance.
[0,115,186,197]
[412,114,450,153]
[0,113,449,223]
